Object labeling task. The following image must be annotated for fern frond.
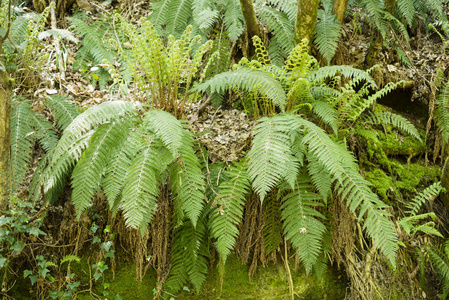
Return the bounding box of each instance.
[311,100,338,134]
[264,0,297,22]
[10,100,34,192]
[144,110,185,158]
[71,119,132,217]
[165,0,193,38]
[102,130,143,212]
[428,243,449,298]
[195,68,287,111]
[166,218,209,293]
[435,82,449,148]
[68,16,115,65]
[169,131,205,227]
[248,114,298,201]
[280,171,327,274]
[349,81,405,122]
[310,65,377,87]
[29,111,59,152]
[224,0,245,42]
[396,0,415,27]
[307,153,332,204]
[120,146,161,233]
[299,118,398,265]
[314,9,342,63]
[44,95,80,131]
[359,0,388,37]
[399,212,443,237]
[406,182,442,215]
[364,111,421,141]
[257,6,295,56]
[263,194,283,255]
[210,161,251,263]
[38,29,79,44]
[149,0,175,31]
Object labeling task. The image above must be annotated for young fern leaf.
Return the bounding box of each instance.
[406,181,443,215]
[210,161,251,263]
[364,111,421,141]
[311,100,338,134]
[44,95,80,131]
[314,9,342,63]
[196,68,287,112]
[280,170,327,274]
[248,114,298,201]
[29,112,59,152]
[71,119,132,218]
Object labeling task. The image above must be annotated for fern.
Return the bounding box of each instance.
[428,240,449,299]
[195,68,287,111]
[313,8,342,63]
[263,194,283,255]
[280,171,327,274]
[406,182,443,215]
[224,0,245,42]
[44,95,80,130]
[210,161,251,263]
[310,65,377,88]
[165,0,194,38]
[247,114,298,201]
[257,5,295,57]
[364,111,422,141]
[435,82,449,148]
[396,0,415,27]
[38,29,79,44]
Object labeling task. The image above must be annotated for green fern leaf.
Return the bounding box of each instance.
[248,114,298,201]
[10,100,34,192]
[258,6,295,56]
[406,182,442,215]
[120,146,161,233]
[435,82,449,148]
[364,111,421,141]
[165,0,193,37]
[196,68,287,111]
[169,131,205,227]
[313,9,342,63]
[280,171,327,274]
[29,111,59,152]
[44,95,80,131]
[71,119,132,218]
[210,161,251,263]
[263,194,283,255]
[310,65,377,88]
[311,100,338,134]
[224,0,245,42]
[149,0,175,32]
[396,0,415,27]
[38,29,79,44]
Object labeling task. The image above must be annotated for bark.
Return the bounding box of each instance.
[0,68,12,213]
[239,0,261,58]
[333,0,349,24]
[442,157,449,211]
[294,0,320,50]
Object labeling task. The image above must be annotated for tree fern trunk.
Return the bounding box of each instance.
[0,68,12,212]
[294,0,319,50]
[333,0,349,24]
[239,0,261,58]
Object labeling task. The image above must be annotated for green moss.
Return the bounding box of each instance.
[76,256,346,300]
[364,168,395,201]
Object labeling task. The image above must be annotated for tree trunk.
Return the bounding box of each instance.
[239,0,261,58]
[294,0,320,50]
[0,68,12,212]
[333,0,349,24]
[441,157,449,211]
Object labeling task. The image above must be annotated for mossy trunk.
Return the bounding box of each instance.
[239,0,261,58]
[294,0,320,50]
[0,67,12,213]
[333,0,349,24]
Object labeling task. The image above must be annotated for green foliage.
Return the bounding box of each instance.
[363,111,422,141]
[210,160,251,263]
[10,96,79,195]
[406,181,443,215]
[120,17,212,116]
[427,240,449,299]
[435,81,449,148]
[313,6,342,63]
